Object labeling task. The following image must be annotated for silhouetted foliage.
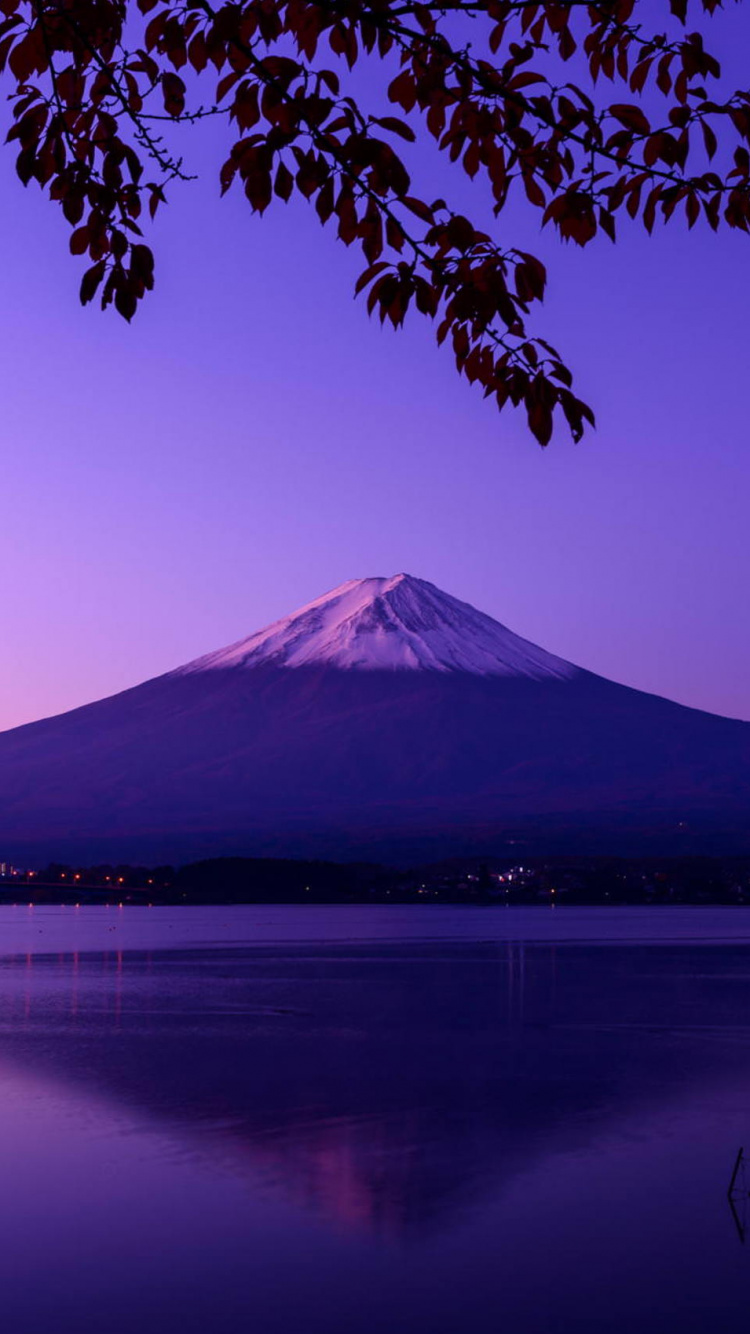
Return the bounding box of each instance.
[2,0,748,440]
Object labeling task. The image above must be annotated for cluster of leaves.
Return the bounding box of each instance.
[0,0,748,443]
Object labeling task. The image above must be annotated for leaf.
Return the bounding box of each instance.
[217,71,241,102]
[79,261,106,307]
[610,104,651,135]
[274,161,293,201]
[388,70,417,113]
[69,226,90,256]
[701,119,718,161]
[115,286,138,321]
[188,32,208,74]
[375,116,416,142]
[685,192,701,229]
[131,244,155,285]
[161,72,186,118]
[598,209,616,242]
[401,195,434,223]
[507,72,548,90]
[354,261,389,295]
[523,174,546,208]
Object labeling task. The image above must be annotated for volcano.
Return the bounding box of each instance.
[0,573,748,862]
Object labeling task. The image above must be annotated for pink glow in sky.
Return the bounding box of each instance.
[0,9,748,730]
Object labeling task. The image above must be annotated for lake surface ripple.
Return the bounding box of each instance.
[1,905,750,1333]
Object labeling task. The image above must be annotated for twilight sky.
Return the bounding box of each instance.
[0,6,749,730]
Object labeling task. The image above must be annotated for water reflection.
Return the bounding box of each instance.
[2,938,750,1239]
[3,919,750,1333]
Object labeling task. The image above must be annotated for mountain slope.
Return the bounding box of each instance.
[0,574,747,862]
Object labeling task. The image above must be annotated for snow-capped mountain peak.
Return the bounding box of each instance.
[176,574,578,680]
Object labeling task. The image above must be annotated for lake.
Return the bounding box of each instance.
[2,904,750,1333]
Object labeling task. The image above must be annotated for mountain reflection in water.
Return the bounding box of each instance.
[1,911,750,1333]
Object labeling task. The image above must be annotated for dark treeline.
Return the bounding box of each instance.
[3,854,750,905]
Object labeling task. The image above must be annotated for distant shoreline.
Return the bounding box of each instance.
[2,853,749,908]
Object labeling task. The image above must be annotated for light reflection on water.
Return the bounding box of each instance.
[0,907,750,1332]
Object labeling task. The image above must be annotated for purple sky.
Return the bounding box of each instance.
[0,7,748,730]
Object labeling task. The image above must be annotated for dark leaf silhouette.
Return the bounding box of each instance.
[2,0,748,444]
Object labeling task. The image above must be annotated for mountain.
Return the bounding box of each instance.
[0,573,748,863]
[177,574,577,679]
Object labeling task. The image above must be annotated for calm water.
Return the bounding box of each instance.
[2,905,750,1332]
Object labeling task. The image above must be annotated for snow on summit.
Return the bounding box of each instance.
[178,574,578,680]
